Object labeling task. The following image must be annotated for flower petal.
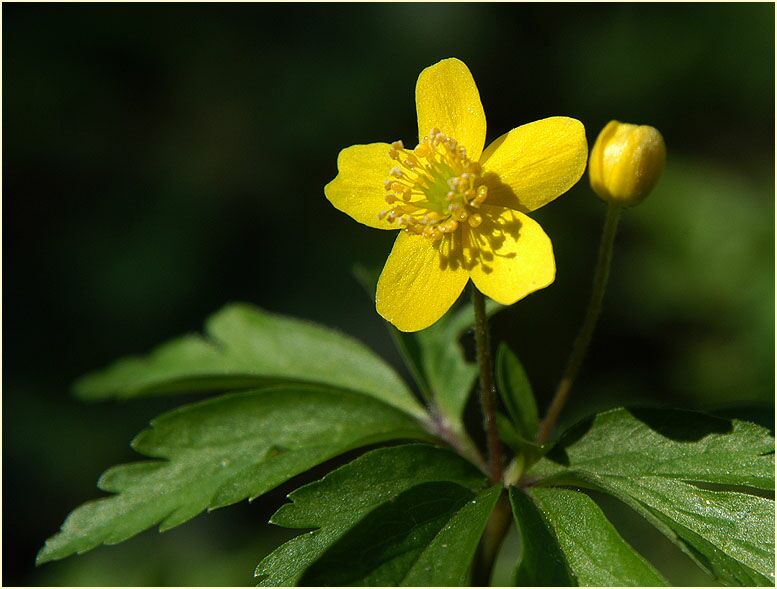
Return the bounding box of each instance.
[415,58,487,161]
[480,117,587,212]
[324,143,396,230]
[376,232,470,332]
[468,206,555,305]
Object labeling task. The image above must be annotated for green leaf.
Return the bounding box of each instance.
[532,407,774,490]
[75,303,424,419]
[496,344,538,440]
[256,444,499,586]
[398,486,501,586]
[497,413,545,470]
[413,308,479,422]
[529,407,775,585]
[587,475,774,586]
[38,386,430,564]
[512,486,668,586]
[509,487,575,586]
[413,299,503,424]
[353,263,502,423]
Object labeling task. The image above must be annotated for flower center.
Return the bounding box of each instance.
[378,129,488,239]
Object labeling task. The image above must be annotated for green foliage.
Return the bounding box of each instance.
[255,445,498,586]
[494,344,546,471]
[529,408,775,585]
[593,476,774,586]
[38,386,429,564]
[406,296,501,416]
[36,292,775,587]
[531,407,774,490]
[496,413,545,470]
[406,304,482,424]
[509,486,575,586]
[496,344,538,441]
[512,487,667,586]
[353,264,502,422]
[354,264,501,460]
[75,303,425,419]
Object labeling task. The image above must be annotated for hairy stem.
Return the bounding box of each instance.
[472,284,504,484]
[425,407,488,474]
[537,202,622,444]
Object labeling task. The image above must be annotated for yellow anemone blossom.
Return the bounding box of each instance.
[326,58,588,332]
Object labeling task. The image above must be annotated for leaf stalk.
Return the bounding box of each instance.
[537,202,622,444]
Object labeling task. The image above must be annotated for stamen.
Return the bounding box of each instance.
[379,130,490,240]
[468,213,483,228]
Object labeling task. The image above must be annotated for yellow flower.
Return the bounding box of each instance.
[326,58,588,332]
[589,120,666,206]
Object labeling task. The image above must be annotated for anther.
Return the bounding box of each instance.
[468,214,483,228]
[442,219,459,233]
[381,129,490,240]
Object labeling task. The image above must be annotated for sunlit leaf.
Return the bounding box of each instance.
[532,407,774,490]
[509,486,574,586]
[75,303,424,419]
[511,486,667,586]
[529,407,775,585]
[38,386,429,564]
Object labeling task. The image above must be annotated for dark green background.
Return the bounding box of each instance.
[5,3,774,586]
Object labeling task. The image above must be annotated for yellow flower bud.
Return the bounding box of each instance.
[589,120,666,206]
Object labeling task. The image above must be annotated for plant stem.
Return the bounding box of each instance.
[537,202,622,444]
[472,283,503,484]
[426,407,488,474]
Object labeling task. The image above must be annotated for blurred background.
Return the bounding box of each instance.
[5,3,774,586]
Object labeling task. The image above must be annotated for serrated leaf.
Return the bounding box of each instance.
[529,407,775,585]
[496,344,538,440]
[38,386,430,564]
[75,303,425,419]
[531,407,774,490]
[588,475,774,586]
[256,444,499,586]
[511,486,668,586]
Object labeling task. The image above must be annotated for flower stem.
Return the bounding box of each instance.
[472,283,503,484]
[537,202,622,444]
